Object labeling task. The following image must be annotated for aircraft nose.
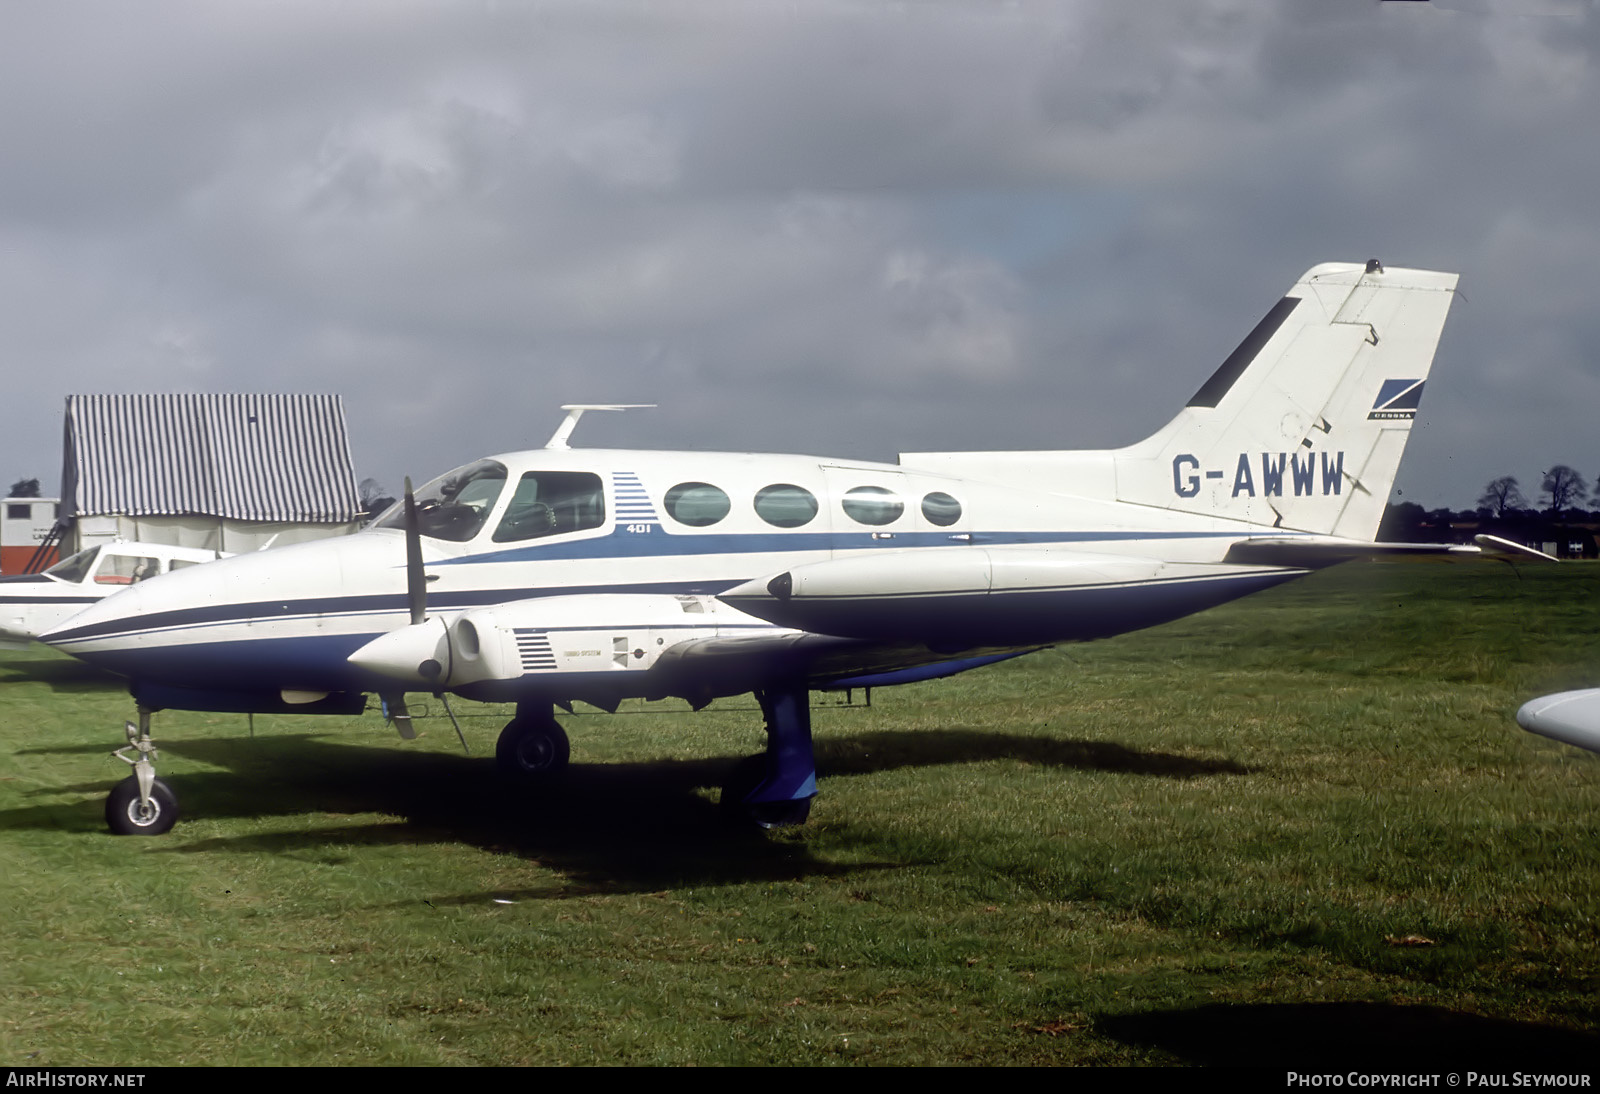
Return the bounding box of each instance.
[38,532,413,692]
[39,579,159,646]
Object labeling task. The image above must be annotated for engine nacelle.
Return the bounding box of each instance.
[348,593,747,690]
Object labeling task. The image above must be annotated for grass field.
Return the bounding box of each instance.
[3,560,1600,1066]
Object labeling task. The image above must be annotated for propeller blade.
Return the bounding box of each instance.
[404,476,426,626]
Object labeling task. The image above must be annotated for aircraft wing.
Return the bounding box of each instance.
[652,630,1039,699]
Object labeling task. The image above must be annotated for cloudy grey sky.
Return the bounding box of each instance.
[1,0,1593,510]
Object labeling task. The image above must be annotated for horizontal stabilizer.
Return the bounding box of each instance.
[1473,534,1559,562]
[1225,538,1479,567]
[1224,535,1558,567]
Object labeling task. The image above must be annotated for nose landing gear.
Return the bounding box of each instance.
[105,709,179,836]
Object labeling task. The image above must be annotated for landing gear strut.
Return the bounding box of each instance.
[721,681,817,828]
[105,709,178,835]
[495,701,571,780]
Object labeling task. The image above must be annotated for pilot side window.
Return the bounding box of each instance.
[378,459,508,542]
[45,546,100,584]
[754,484,818,528]
[492,471,606,543]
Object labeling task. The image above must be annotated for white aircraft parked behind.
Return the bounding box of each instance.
[0,541,225,648]
[45,260,1489,835]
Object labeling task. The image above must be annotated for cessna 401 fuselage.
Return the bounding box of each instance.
[43,261,1484,834]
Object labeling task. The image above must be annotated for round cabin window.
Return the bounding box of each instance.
[754,484,819,528]
[841,486,904,527]
[665,482,732,527]
[921,491,962,527]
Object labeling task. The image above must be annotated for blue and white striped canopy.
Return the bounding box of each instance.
[62,394,360,522]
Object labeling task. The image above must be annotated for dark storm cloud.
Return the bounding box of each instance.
[0,0,1595,507]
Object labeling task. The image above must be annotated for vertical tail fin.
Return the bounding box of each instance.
[1112,261,1458,538]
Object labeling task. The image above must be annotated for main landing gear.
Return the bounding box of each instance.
[495,701,571,781]
[490,688,820,829]
[105,709,179,835]
[721,681,818,828]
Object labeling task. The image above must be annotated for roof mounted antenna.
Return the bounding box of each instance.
[545,404,656,450]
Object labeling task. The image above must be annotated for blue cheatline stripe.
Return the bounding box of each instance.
[43,580,751,644]
[44,523,1302,643]
[432,524,1267,566]
[62,393,360,522]
[46,565,1298,649]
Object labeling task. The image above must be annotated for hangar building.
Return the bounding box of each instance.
[57,393,363,557]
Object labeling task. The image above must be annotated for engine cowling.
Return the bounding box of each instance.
[347,593,741,690]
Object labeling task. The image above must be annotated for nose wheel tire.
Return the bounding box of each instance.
[105,775,179,836]
[495,717,571,781]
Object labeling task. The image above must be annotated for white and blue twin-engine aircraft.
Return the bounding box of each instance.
[45,260,1478,835]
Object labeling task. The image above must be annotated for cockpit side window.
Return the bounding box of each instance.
[45,546,100,584]
[377,459,508,543]
[492,471,606,543]
[95,554,160,585]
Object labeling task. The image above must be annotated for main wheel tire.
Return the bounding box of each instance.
[495,717,571,780]
[719,754,811,827]
[105,776,178,836]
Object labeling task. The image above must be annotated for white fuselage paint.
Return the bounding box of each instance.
[41,446,1304,703]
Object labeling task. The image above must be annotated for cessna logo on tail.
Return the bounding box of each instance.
[1368,378,1424,420]
[1173,452,1345,498]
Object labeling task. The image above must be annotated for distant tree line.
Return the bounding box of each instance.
[1381,465,1600,557]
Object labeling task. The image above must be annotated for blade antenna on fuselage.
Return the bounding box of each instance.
[545,404,656,450]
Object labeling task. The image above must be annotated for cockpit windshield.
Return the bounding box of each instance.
[45,546,100,584]
[376,459,508,542]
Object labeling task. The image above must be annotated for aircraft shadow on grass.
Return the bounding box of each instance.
[1097,1001,1600,1067]
[2,727,1249,894]
[0,654,125,693]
